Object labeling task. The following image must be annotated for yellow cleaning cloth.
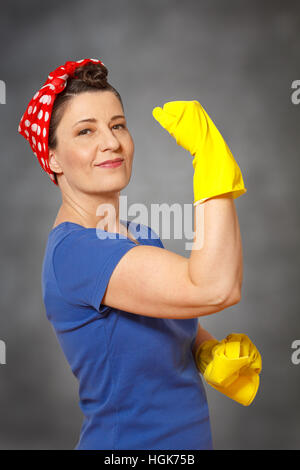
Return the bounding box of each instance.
[195,334,262,406]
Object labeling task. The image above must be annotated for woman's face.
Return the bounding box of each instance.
[49,90,134,194]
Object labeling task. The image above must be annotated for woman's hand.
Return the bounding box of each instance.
[152,100,207,157]
[195,333,262,406]
[152,100,247,205]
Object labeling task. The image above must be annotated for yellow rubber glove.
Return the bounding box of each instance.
[152,100,247,206]
[195,333,262,406]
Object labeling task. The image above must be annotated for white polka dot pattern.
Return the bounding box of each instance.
[18,58,105,185]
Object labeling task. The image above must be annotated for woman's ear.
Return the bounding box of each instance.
[48,150,62,175]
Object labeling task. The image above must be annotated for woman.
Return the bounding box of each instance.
[18,58,261,450]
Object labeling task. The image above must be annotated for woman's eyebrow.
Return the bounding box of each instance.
[73,115,125,127]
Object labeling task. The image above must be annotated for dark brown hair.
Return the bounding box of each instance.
[48,62,123,184]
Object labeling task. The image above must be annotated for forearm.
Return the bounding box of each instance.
[188,195,243,304]
[192,322,217,358]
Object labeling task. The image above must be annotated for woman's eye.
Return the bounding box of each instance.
[77,124,125,136]
[78,128,91,136]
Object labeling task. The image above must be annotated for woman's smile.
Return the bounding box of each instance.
[95,157,124,169]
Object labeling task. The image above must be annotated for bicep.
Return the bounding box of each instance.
[101,245,226,319]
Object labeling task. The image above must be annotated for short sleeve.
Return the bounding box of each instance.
[149,227,164,249]
[127,221,164,249]
[52,229,139,314]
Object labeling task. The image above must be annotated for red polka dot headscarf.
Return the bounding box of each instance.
[18,58,105,185]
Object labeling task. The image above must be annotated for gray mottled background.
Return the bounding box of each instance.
[0,0,299,450]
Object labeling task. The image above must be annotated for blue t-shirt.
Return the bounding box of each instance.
[41,219,213,450]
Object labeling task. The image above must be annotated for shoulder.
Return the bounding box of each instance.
[125,220,164,248]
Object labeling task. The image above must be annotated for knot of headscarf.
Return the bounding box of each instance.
[18,58,105,185]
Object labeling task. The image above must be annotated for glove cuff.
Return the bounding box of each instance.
[210,370,260,406]
[192,151,247,204]
[195,339,220,375]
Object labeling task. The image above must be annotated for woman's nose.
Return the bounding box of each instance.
[98,127,120,152]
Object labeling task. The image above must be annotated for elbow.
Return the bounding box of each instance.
[227,286,242,306]
[215,283,242,308]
